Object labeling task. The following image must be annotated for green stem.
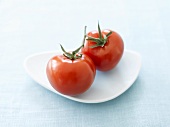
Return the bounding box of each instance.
[60,44,83,60]
[60,26,87,60]
[82,26,87,47]
[86,22,112,48]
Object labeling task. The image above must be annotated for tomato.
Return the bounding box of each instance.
[81,23,124,71]
[46,45,96,96]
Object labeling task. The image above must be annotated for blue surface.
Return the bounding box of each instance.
[0,0,170,126]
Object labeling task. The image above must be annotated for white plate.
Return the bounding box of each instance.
[24,50,141,103]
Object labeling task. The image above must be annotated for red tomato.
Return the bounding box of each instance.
[46,45,96,96]
[82,24,124,71]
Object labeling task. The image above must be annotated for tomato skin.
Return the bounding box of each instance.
[82,29,124,71]
[46,54,96,96]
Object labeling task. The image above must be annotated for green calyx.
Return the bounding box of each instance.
[60,26,87,60]
[60,44,83,60]
[86,22,112,48]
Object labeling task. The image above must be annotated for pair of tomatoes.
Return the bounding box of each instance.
[46,23,124,96]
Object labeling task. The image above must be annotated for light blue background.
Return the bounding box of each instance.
[0,0,170,126]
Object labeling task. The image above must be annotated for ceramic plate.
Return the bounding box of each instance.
[24,50,141,103]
